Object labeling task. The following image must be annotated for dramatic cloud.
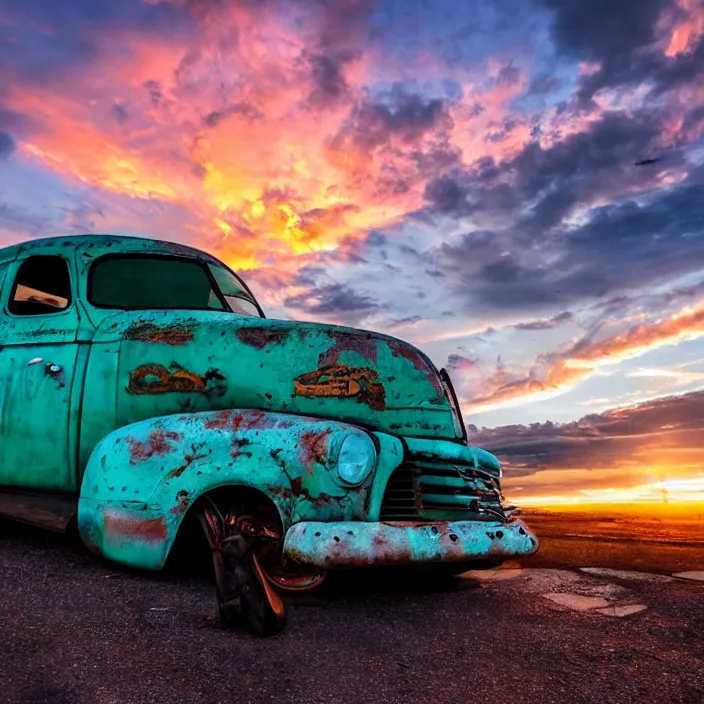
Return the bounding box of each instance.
[513,311,574,331]
[471,389,704,503]
[1,0,704,503]
[458,288,704,412]
[284,282,381,323]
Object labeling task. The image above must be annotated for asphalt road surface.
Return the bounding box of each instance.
[1,519,703,704]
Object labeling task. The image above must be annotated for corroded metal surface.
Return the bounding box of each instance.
[77,409,378,570]
[0,234,538,634]
[96,310,457,447]
[283,519,539,568]
[293,365,386,409]
[124,321,196,346]
[126,363,224,396]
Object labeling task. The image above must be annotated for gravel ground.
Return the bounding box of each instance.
[1,518,703,704]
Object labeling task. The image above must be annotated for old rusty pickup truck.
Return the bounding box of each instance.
[0,234,537,634]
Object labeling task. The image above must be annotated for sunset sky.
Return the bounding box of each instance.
[1,0,703,505]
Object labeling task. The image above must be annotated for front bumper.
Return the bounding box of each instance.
[283,518,538,569]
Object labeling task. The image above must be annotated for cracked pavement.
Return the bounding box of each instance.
[1,519,703,704]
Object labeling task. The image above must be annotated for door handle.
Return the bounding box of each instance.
[29,358,63,374]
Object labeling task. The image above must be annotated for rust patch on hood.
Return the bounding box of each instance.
[388,341,444,396]
[164,443,208,480]
[318,332,379,367]
[124,321,195,346]
[127,363,224,395]
[236,328,291,349]
[293,365,386,410]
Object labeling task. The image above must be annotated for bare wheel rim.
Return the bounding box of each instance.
[262,563,328,592]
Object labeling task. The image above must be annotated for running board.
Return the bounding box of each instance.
[0,489,77,532]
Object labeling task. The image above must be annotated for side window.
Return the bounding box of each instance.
[9,256,72,316]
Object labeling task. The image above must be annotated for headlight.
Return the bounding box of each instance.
[336,432,377,485]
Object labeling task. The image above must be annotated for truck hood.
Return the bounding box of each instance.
[92,310,462,441]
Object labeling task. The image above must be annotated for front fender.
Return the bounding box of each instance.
[77,409,374,570]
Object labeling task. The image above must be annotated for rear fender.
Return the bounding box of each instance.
[77,409,373,570]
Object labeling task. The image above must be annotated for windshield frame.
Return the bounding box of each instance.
[86,252,265,318]
[208,261,266,319]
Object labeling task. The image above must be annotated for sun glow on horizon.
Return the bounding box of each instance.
[514,474,704,508]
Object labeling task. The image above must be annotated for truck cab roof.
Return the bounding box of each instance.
[0,234,222,265]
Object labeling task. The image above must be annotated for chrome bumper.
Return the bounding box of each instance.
[283,518,539,569]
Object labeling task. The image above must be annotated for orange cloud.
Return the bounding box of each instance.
[2,1,550,278]
[465,300,704,412]
[3,4,387,268]
[663,0,704,56]
[472,388,704,506]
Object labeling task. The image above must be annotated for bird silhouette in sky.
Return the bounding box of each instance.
[635,157,662,166]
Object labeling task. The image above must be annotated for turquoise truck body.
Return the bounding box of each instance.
[0,234,537,581]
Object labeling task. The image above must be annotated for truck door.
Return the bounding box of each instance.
[0,254,85,493]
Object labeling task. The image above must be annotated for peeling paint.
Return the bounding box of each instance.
[124,321,195,346]
[318,332,379,367]
[293,365,386,409]
[164,443,208,480]
[387,340,444,396]
[297,429,332,468]
[236,327,291,349]
[0,235,537,619]
[290,477,337,508]
[126,428,182,465]
[169,490,191,515]
[104,512,168,545]
[127,363,224,395]
[203,409,287,433]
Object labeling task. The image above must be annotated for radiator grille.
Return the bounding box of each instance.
[380,461,508,522]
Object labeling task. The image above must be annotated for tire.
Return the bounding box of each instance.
[220,535,287,637]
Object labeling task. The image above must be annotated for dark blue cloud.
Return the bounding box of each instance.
[332,90,454,152]
[203,102,263,128]
[540,0,704,106]
[0,0,193,82]
[426,109,678,232]
[434,170,704,316]
[423,173,473,215]
[285,283,380,323]
[513,311,573,330]
[540,0,667,63]
[305,51,352,108]
[0,132,16,159]
[472,389,704,475]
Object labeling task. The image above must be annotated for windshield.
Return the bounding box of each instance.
[89,255,262,317]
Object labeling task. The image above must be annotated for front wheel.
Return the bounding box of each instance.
[221,534,287,636]
[195,497,287,637]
